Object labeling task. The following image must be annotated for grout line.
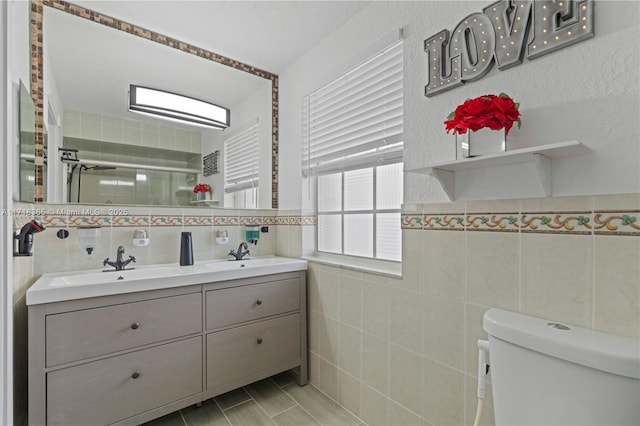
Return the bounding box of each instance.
[242,388,278,425]
[308,378,364,425]
[211,396,234,426]
[216,391,253,412]
[268,403,300,418]
[518,199,523,314]
[178,409,188,426]
[280,385,326,426]
[591,198,596,330]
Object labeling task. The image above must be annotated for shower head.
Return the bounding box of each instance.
[80,165,117,171]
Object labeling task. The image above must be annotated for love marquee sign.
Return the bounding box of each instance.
[424,0,594,97]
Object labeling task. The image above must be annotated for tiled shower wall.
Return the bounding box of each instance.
[63,110,202,153]
[305,193,640,426]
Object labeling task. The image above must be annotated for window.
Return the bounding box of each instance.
[317,163,403,261]
[224,121,259,208]
[303,39,403,262]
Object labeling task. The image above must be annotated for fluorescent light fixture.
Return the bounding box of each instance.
[136,173,147,182]
[99,179,135,187]
[129,85,230,130]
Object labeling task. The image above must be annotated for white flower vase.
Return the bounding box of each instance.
[196,192,208,201]
[456,128,507,159]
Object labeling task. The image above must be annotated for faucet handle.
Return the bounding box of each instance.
[103,258,110,266]
[129,255,137,263]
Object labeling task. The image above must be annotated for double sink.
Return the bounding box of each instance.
[27,256,308,305]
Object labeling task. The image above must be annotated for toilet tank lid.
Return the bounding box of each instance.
[483,309,640,379]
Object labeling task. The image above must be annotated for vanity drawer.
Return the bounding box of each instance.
[207,314,300,390]
[206,278,299,330]
[47,336,202,426]
[46,292,202,367]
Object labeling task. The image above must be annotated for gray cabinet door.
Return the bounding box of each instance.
[47,336,202,426]
[46,292,202,367]
[206,279,299,330]
[207,314,300,390]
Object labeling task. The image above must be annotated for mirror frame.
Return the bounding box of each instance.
[30,0,279,208]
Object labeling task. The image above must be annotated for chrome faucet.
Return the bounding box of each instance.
[103,246,136,271]
[228,242,250,261]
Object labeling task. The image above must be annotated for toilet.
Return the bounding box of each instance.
[484,309,640,426]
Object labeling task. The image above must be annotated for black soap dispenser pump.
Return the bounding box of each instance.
[179,231,194,266]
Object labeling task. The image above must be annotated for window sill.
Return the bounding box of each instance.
[302,253,402,279]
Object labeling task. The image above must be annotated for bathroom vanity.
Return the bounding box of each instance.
[26,258,307,426]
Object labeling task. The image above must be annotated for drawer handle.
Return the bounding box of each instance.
[130,322,140,330]
[131,371,141,379]
[256,299,263,306]
[256,338,263,344]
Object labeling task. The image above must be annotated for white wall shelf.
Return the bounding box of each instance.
[190,200,220,206]
[405,140,589,201]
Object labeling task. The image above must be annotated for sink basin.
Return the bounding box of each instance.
[205,257,296,271]
[27,256,307,305]
[49,266,184,287]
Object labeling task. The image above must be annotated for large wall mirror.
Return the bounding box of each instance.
[29,0,279,209]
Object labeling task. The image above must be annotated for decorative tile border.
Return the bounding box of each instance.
[37,213,316,229]
[262,216,278,226]
[68,215,112,227]
[239,216,262,226]
[519,212,592,235]
[111,216,150,227]
[276,216,294,225]
[214,216,239,226]
[401,210,640,236]
[149,215,183,227]
[401,214,423,230]
[184,216,212,226]
[424,214,465,231]
[26,206,640,236]
[31,0,279,208]
[301,216,317,226]
[593,211,640,236]
[466,213,519,232]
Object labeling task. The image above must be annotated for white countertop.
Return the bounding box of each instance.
[26,256,308,305]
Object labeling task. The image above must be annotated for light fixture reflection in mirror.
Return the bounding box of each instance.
[30,0,279,208]
[128,85,230,130]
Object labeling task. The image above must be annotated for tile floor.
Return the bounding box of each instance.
[143,371,364,426]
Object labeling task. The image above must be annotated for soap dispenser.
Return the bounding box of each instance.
[245,225,260,245]
[179,232,194,266]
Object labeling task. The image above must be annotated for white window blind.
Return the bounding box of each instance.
[302,40,403,176]
[224,121,259,193]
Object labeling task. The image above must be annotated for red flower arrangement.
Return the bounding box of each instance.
[193,183,212,194]
[444,93,521,136]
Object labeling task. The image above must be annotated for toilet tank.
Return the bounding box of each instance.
[484,309,640,426]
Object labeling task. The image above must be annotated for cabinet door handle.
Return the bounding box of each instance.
[131,371,141,379]
[256,338,263,344]
[130,322,140,330]
[256,300,263,305]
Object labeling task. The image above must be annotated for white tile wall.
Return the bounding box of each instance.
[12,194,639,426]
[306,193,640,426]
